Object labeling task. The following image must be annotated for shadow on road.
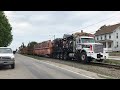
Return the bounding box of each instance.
[0,66,11,70]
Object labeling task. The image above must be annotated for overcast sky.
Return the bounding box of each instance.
[4,11,120,50]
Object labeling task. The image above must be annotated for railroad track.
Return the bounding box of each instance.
[47,58,120,70]
[89,62,120,70]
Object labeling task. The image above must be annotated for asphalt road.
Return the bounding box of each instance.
[0,54,96,79]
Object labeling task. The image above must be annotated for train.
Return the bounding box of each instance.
[19,31,109,63]
[34,40,53,57]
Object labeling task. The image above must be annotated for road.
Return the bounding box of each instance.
[0,54,102,79]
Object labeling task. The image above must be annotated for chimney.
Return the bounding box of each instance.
[81,30,83,33]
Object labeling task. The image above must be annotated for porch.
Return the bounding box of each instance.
[97,40,113,53]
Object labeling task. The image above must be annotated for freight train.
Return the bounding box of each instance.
[34,40,53,57]
[19,31,109,63]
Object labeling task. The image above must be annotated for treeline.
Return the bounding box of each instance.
[19,41,37,53]
[0,11,13,47]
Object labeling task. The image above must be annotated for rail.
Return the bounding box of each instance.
[89,62,120,70]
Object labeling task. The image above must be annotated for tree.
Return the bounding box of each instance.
[27,41,37,55]
[0,11,13,47]
[22,42,25,48]
[27,41,37,49]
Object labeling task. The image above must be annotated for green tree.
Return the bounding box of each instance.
[0,11,13,47]
[27,41,37,49]
[22,42,25,48]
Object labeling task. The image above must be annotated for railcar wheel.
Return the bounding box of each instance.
[59,53,62,60]
[63,52,68,60]
[75,51,81,62]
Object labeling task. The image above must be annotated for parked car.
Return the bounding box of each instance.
[0,47,15,69]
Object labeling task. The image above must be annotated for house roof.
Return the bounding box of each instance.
[73,32,95,37]
[95,23,120,36]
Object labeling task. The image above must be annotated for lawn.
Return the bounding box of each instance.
[109,52,120,56]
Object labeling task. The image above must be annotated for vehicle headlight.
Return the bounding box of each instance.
[11,57,15,60]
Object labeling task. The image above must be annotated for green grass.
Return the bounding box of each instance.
[103,59,120,65]
[109,52,120,56]
[23,54,46,60]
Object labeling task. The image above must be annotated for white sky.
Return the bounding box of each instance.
[4,11,120,50]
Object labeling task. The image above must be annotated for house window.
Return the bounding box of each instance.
[109,34,111,39]
[79,39,81,43]
[117,42,119,47]
[105,35,106,40]
[101,36,102,40]
[116,33,118,39]
[108,42,111,48]
[109,44,111,48]
[97,37,99,40]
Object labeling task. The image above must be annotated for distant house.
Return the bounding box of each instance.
[95,23,120,52]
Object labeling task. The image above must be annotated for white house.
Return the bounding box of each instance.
[95,23,120,52]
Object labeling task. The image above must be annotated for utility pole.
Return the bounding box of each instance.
[54,35,55,40]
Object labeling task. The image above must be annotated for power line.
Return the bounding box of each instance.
[68,12,120,34]
[47,12,120,39]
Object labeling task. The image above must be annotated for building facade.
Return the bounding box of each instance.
[95,23,120,52]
